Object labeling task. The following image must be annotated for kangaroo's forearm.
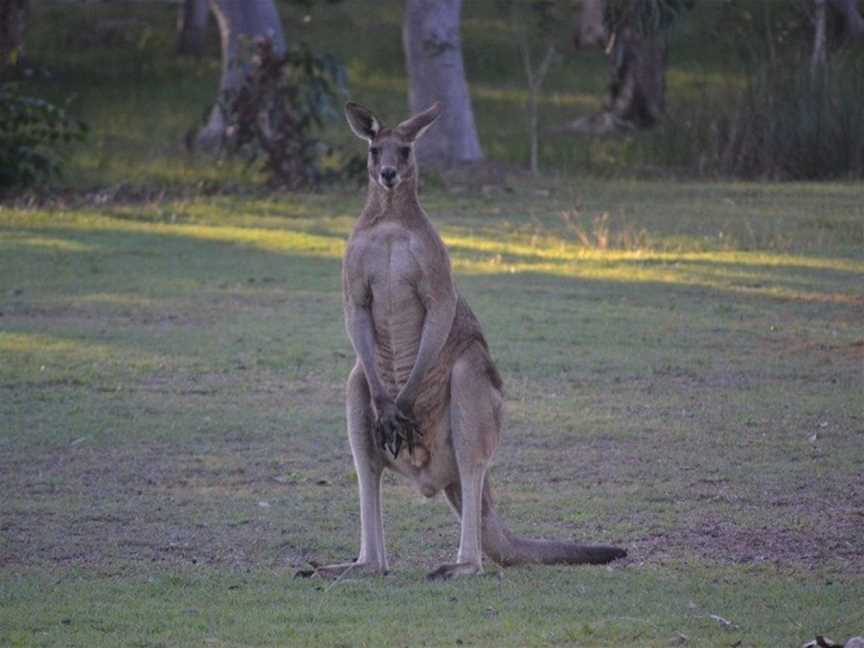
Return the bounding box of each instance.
[396,299,456,408]
[348,307,388,404]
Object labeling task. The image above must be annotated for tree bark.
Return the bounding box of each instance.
[196,0,286,152]
[559,0,667,135]
[606,24,666,130]
[828,0,864,43]
[0,0,27,72]
[574,0,608,49]
[403,0,483,168]
[177,0,210,57]
[812,0,828,78]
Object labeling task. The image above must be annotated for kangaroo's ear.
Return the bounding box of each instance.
[345,102,381,141]
[396,101,442,143]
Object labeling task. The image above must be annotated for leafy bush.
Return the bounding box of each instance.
[0,84,87,190]
[221,37,360,189]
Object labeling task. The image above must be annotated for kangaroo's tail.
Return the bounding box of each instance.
[474,479,627,567]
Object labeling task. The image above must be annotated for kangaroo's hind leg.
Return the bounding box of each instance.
[427,346,503,581]
[311,363,388,578]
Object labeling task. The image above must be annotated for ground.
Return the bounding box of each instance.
[1,178,862,646]
[5,2,863,645]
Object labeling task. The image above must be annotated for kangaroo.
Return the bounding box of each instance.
[311,102,626,580]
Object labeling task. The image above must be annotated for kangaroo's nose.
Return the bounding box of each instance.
[381,167,397,182]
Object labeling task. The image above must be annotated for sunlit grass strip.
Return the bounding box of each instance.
[135,223,344,257]
[76,293,169,308]
[1,212,346,258]
[0,235,96,252]
[0,331,175,366]
[471,84,603,110]
[5,208,864,272]
[3,211,860,305]
[353,74,601,110]
[442,233,864,274]
[451,258,862,305]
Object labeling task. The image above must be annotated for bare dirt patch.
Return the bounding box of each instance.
[626,500,864,572]
[0,441,319,573]
[5,430,862,575]
[763,334,864,365]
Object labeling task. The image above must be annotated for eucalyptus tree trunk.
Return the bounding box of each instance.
[176,0,210,57]
[403,0,483,168]
[0,0,27,71]
[606,25,666,130]
[196,0,286,151]
[812,0,863,76]
[829,0,864,43]
[561,0,666,135]
[574,0,608,49]
[812,0,828,78]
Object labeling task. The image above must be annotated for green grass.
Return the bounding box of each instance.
[2,567,861,647]
[2,179,863,646]
[3,3,863,646]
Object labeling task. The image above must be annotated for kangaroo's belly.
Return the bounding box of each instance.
[371,291,424,397]
[366,224,427,397]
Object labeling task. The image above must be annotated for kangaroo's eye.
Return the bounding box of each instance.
[399,146,411,160]
[369,147,380,161]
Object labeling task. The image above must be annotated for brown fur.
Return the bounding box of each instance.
[306,102,625,580]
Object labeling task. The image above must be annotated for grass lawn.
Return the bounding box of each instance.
[3,1,863,645]
[1,178,863,646]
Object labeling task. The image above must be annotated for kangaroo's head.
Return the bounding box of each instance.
[345,101,442,192]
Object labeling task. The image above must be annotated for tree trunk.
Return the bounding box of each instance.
[196,0,286,152]
[812,0,828,78]
[574,0,607,49]
[0,0,27,72]
[606,25,666,130]
[403,0,483,168]
[177,0,210,57]
[829,0,864,43]
[559,0,667,135]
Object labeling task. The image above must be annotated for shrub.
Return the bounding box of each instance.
[0,84,87,191]
[221,37,360,190]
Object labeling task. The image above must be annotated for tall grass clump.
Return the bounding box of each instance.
[631,54,864,180]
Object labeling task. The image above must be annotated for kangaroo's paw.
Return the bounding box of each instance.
[295,560,387,579]
[425,562,484,581]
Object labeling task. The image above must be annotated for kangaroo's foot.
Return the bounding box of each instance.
[426,562,484,581]
[295,560,387,579]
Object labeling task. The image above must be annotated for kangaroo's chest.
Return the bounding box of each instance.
[357,223,421,306]
[360,224,427,390]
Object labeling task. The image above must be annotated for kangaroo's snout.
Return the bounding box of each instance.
[380,167,398,187]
